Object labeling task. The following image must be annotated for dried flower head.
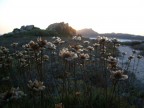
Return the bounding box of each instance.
[53,37,65,44]
[64,72,71,77]
[128,55,134,60]
[110,70,128,80]
[0,87,26,101]
[55,103,64,108]
[11,42,18,47]
[116,44,120,47]
[10,87,26,100]
[22,44,31,50]
[59,48,78,61]
[97,36,108,44]
[19,58,28,67]
[70,45,79,51]
[72,36,81,41]
[107,56,118,70]
[107,63,117,70]
[46,42,56,50]
[87,46,94,51]
[43,55,49,61]
[83,41,90,44]
[122,52,127,55]
[29,41,40,51]
[111,38,118,44]
[137,55,142,59]
[79,53,89,60]
[37,37,47,47]
[27,80,46,91]
[132,50,136,54]
[107,56,117,64]
[2,76,10,81]
[75,91,81,96]
[1,47,9,54]
[16,51,24,58]
[70,45,83,52]
[0,49,3,54]
[93,43,100,47]
[107,53,112,56]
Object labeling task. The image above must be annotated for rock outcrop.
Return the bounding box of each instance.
[12,25,36,33]
[46,22,76,36]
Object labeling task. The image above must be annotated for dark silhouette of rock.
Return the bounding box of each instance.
[77,29,144,40]
[46,22,76,36]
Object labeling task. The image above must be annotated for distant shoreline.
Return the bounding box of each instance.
[89,37,142,42]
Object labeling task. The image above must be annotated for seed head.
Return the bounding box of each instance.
[87,46,94,51]
[37,37,48,47]
[128,55,134,60]
[72,36,81,41]
[43,55,49,61]
[110,70,128,80]
[137,55,142,59]
[55,103,64,108]
[79,53,89,60]
[27,80,46,91]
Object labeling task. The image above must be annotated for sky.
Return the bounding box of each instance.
[0,0,144,35]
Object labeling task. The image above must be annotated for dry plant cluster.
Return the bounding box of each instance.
[0,36,143,108]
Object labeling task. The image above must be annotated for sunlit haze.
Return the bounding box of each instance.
[0,0,144,35]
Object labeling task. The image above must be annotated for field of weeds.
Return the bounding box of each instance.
[0,36,143,108]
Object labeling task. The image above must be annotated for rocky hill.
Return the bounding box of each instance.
[2,22,76,37]
[77,28,99,38]
[77,29,144,40]
[3,25,45,37]
[46,22,76,36]
[2,23,144,40]
[12,25,38,33]
[100,33,144,40]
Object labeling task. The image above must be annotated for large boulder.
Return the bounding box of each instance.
[46,22,76,36]
[20,25,34,31]
[25,25,34,30]
[13,28,20,33]
[20,26,25,30]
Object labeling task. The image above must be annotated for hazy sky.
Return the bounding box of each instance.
[0,0,144,35]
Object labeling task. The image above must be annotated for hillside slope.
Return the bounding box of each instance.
[77,29,144,40]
